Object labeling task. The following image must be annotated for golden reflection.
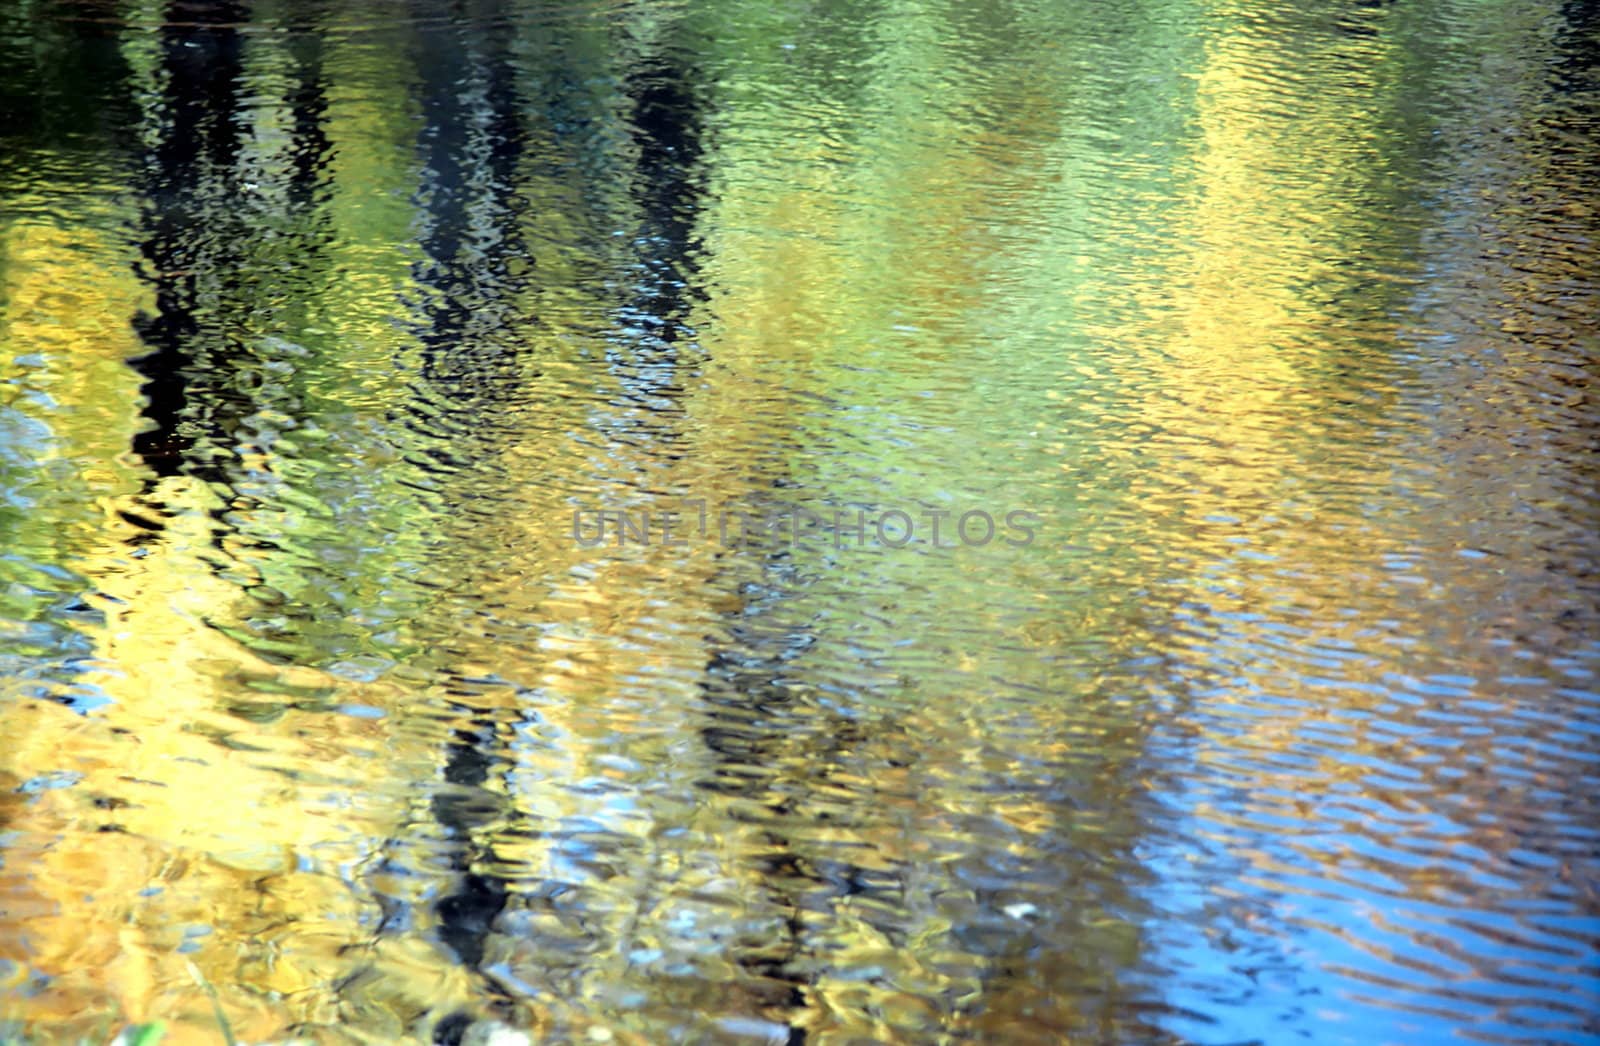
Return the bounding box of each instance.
[0,476,438,1041]
[1106,0,1593,948]
[0,45,472,1046]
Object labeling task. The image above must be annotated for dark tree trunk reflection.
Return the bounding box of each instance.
[129,1,249,481]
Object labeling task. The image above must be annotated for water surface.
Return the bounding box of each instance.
[1,1,1597,1042]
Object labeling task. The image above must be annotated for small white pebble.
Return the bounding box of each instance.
[462,1022,534,1046]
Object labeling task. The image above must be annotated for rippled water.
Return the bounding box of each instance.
[2,1,1597,1043]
